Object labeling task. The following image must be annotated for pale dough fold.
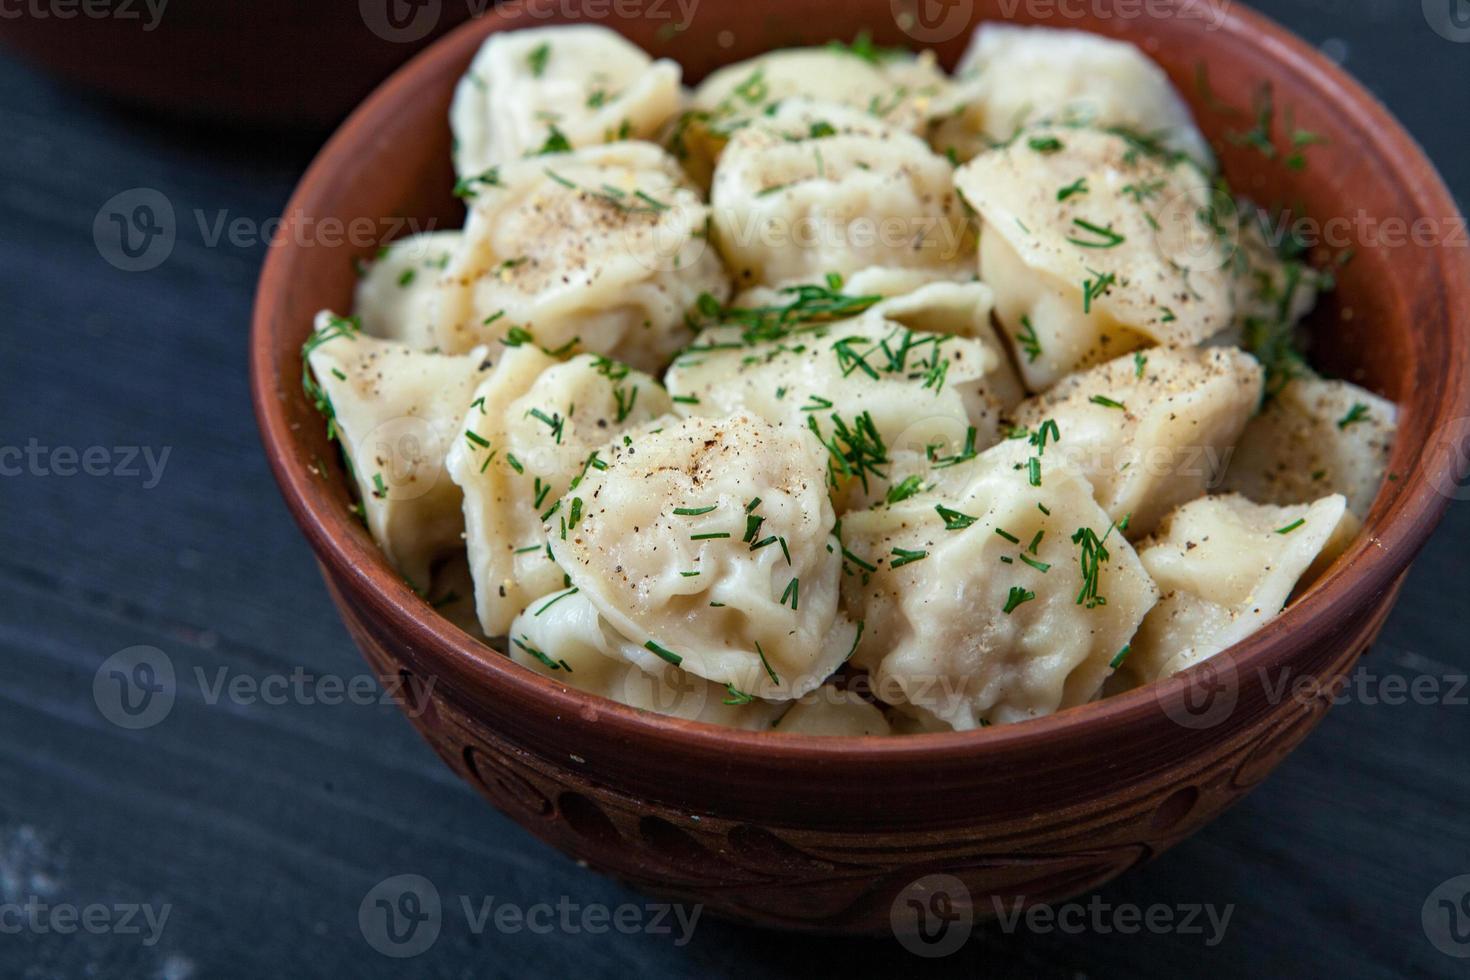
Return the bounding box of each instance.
[451,25,681,177]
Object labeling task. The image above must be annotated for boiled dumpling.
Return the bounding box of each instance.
[726,271,1000,350]
[1122,493,1358,684]
[672,45,951,185]
[773,686,891,736]
[932,24,1212,168]
[425,552,486,641]
[507,588,785,729]
[869,279,1026,409]
[450,25,681,177]
[712,100,972,289]
[671,277,1020,511]
[445,347,672,636]
[422,142,729,373]
[840,439,1159,730]
[304,312,493,589]
[353,231,463,346]
[955,126,1234,391]
[1224,210,1323,358]
[550,413,857,700]
[665,285,1018,502]
[1011,346,1263,537]
[729,278,1025,507]
[1206,208,1325,376]
[732,264,972,310]
[1223,378,1397,519]
[689,45,949,134]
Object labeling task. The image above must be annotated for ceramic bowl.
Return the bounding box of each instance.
[252,0,1470,933]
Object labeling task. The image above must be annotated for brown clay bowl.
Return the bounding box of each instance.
[251,0,1470,933]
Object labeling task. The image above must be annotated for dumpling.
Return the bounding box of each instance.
[550,413,858,700]
[506,589,785,730]
[955,126,1234,392]
[840,440,1159,730]
[719,279,1024,465]
[1222,378,1397,519]
[450,25,681,177]
[1226,210,1323,357]
[421,142,730,373]
[665,285,1018,501]
[445,348,672,637]
[671,45,951,185]
[1010,346,1263,537]
[869,279,1026,409]
[303,312,493,589]
[1206,209,1327,390]
[671,277,1022,510]
[425,553,486,641]
[711,100,973,289]
[773,686,891,736]
[732,264,972,310]
[353,231,463,346]
[932,24,1212,168]
[1122,493,1358,684]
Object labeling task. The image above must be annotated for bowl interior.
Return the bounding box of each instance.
[253,0,1470,755]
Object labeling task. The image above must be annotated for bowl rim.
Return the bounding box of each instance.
[251,0,1470,763]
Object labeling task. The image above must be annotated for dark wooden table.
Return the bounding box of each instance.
[2,2,1466,976]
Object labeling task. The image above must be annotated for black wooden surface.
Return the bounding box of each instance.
[1,2,1467,977]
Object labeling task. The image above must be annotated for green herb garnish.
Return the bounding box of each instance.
[890,547,928,569]
[1015,315,1043,363]
[936,505,977,531]
[755,639,779,685]
[886,475,924,504]
[644,639,682,666]
[723,684,755,706]
[1057,177,1089,202]
[1068,219,1127,249]
[1337,403,1370,429]
[1003,586,1036,614]
[527,42,551,77]
[534,588,580,616]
